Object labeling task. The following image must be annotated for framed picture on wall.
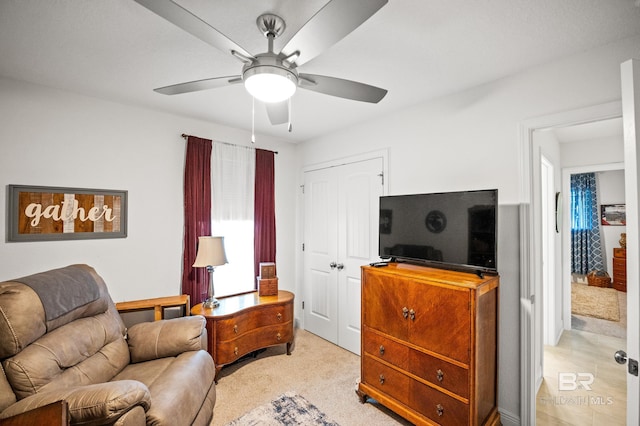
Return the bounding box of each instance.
[601,204,625,226]
[7,185,128,242]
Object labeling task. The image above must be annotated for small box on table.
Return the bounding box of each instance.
[258,277,278,296]
[259,262,277,279]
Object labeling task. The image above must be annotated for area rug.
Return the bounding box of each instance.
[225,391,340,426]
[571,282,620,322]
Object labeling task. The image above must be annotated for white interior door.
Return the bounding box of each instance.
[303,157,384,354]
[621,58,640,424]
[303,166,338,343]
[337,158,383,354]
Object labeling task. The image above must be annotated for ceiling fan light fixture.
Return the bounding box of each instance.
[244,65,297,103]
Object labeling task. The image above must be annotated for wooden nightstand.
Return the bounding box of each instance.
[191,290,294,381]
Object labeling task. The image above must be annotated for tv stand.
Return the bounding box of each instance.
[358,263,500,425]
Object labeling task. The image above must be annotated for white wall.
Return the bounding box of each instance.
[296,34,640,425]
[0,78,297,306]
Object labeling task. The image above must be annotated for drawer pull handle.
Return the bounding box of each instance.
[402,307,409,319]
[276,333,282,341]
[379,345,385,356]
[409,309,416,321]
[233,325,238,334]
[436,404,444,417]
[277,312,282,321]
[379,374,385,384]
[234,347,238,355]
[436,369,444,382]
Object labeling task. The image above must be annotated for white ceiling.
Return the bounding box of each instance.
[1,0,640,143]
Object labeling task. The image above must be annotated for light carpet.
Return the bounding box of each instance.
[225,391,339,426]
[571,282,620,321]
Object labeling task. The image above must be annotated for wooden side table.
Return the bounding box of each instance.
[191,290,294,381]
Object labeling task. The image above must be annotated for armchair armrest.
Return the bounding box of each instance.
[127,316,206,363]
[0,381,150,425]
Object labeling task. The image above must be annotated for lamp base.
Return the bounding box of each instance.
[203,298,220,309]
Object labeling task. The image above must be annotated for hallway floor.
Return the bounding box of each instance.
[536,329,626,425]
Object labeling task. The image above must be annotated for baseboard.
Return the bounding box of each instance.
[498,408,520,426]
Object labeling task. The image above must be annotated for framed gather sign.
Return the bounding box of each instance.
[8,185,128,242]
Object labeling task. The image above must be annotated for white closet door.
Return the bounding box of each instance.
[303,157,383,354]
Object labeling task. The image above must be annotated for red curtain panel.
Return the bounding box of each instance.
[181,136,212,303]
[254,149,276,282]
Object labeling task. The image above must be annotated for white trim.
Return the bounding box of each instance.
[518,101,622,425]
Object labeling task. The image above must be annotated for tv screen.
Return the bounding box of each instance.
[379,189,498,274]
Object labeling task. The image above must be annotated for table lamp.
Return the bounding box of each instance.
[192,236,228,308]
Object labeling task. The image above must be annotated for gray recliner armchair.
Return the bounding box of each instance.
[0,264,216,425]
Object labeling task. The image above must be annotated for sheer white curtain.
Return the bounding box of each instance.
[211,142,255,297]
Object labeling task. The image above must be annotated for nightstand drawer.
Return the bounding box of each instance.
[216,322,293,364]
[215,304,292,340]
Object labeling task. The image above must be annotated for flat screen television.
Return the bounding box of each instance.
[379,189,498,275]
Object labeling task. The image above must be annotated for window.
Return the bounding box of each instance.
[211,143,255,297]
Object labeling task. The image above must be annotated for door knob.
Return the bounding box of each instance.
[337,263,344,270]
[615,350,628,365]
[330,262,337,269]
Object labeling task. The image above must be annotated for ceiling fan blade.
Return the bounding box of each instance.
[298,73,387,103]
[154,76,242,95]
[280,0,387,67]
[265,101,289,125]
[134,0,254,60]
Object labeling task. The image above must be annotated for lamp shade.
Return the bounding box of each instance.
[244,65,297,103]
[193,236,228,268]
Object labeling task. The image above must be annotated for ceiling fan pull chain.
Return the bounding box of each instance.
[251,96,256,143]
[288,98,293,133]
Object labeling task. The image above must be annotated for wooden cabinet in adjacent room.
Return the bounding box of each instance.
[613,248,627,292]
[357,263,500,426]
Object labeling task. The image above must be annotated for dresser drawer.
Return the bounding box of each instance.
[411,379,469,426]
[363,328,409,370]
[409,348,469,399]
[215,322,293,364]
[363,355,411,406]
[613,257,627,273]
[215,304,292,340]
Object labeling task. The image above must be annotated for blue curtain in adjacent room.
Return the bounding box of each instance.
[570,172,604,274]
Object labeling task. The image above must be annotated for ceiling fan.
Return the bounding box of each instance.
[133,0,388,130]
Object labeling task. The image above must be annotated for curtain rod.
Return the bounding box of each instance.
[181,133,278,155]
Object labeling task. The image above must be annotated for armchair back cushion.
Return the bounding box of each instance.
[0,265,129,399]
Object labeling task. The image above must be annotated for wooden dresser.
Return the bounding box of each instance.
[612,248,627,292]
[191,290,294,381]
[357,263,500,426]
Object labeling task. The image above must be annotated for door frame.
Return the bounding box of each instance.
[518,100,623,425]
[299,148,389,332]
